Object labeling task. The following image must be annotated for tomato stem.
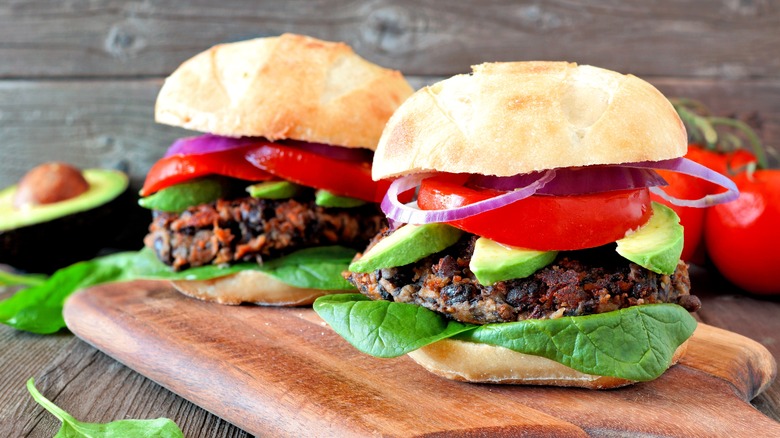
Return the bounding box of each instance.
[709,117,769,170]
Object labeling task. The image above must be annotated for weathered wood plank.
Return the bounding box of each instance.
[2,76,779,190]
[1,1,779,79]
[0,324,251,438]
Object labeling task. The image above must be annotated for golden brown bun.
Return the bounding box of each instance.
[406,338,689,389]
[170,270,328,306]
[373,61,687,179]
[156,33,414,150]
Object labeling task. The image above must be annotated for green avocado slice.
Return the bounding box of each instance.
[470,237,557,285]
[616,202,684,275]
[315,190,366,208]
[349,224,463,273]
[0,169,127,231]
[138,178,223,213]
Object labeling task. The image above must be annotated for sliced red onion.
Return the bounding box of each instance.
[164,134,253,157]
[471,166,668,194]
[623,158,739,207]
[164,134,372,162]
[381,170,556,224]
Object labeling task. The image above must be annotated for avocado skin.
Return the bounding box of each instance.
[0,178,148,274]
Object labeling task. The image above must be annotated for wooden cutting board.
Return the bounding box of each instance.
[63,280,778,437]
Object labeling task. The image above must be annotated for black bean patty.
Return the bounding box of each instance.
[346,230,699,325]
[145,196,385,270]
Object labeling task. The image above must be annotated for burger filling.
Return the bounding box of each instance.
[346,232,699,325]
[145,194,384,271]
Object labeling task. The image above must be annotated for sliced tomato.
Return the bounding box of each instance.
[417,175,652,251]
[245,143,389,202]
[141,145,273,196]
[142,141,388,202]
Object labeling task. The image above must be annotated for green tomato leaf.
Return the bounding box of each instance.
[27,378,183,438]
[1,246,357,334]
[457,303,697,381]
[313,294,476,357]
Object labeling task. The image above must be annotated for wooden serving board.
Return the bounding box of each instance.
[63,280,778,437]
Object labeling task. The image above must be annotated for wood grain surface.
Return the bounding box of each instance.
[60,280,778,437]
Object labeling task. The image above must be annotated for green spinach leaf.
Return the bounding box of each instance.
[27,378,183,438]
[0,270,47,287]
[313,294,476,357]
[458,304,697,381]
[1,246,356,334]
[313,294,697,381]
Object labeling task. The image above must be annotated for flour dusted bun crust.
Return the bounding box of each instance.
[373,61,686,179]
[156,33,414,150]
[407,338,690,389]
[171,270,328,307]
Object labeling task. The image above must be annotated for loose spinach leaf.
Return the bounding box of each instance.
[313,293,476,357]
[0,270,47,287]
[1,246,357,334]
[27,378,183,438]
[313,294,697,381]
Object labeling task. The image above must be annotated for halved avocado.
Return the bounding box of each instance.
[0,168,148,273]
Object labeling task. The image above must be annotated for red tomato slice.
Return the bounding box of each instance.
[245,143,389,202]
[417,175,652,251]
[142,141,388,202]
[141,146,274,196]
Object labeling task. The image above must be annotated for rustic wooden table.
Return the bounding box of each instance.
[0,267,777,437]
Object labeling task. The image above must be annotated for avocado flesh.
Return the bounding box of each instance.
[247,181,304,200]
[616,202,684,275]
[139,178,224,213]
[349,224,463,273]
[315,190,366,208]
[0,169,147,273]
[470,238,558,286]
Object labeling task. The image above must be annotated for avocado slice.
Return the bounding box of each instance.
[616,202,684,275]
[139,178,224,213]
[247,181,304,200]
[315,190,366,208]
[469,237,558,286]
[349,224,463,273]
[0,168,147,273]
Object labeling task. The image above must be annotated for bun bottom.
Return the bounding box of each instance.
[170,270,328,306]
[407,338,689,389]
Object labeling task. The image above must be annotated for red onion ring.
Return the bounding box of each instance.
[381,170,556,224]
[164,134,372,162]
[471,166,668,194]
[622,158,739,207]
[164,134,251,157]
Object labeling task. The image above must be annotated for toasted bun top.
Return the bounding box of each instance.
[155,33,414,150]
[373,61,687,179]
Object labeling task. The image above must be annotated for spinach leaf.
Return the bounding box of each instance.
[1,246,356,334]
[313,294,476,357]
[27,378,183,438]
[0,270,47,287]
[313,295,697,381]
[459,304,697,381]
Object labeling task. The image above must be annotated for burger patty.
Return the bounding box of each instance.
[145,196,385,270]
[346,232,700,325]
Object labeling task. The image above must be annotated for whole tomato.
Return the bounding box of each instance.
[685,144,756,192]
[651,170,707,264]
[704,170,780,294]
